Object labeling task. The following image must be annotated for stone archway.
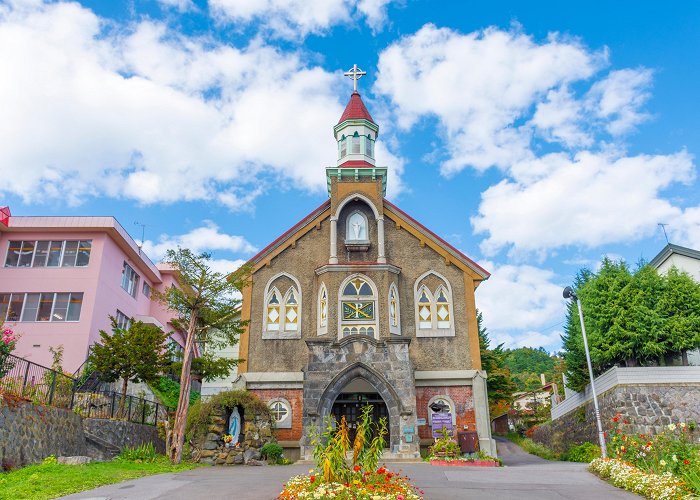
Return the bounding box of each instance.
[316,363,403,451]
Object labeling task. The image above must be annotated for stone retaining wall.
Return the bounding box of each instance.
[0,398,166,467]
[191,409,274,465]
[83,418,164,454]
[533,383,700,453]
[0,398,87,468]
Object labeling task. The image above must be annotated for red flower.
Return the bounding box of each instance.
[623,420,629,425]
[604,432,608,437]
[309,475,315,483]
[353,465,362,472]
[613,416,619,422]
[377,467,386,474]
[684,459,690,465]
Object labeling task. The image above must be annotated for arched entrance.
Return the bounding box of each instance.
[315,362,403,452]
[331,377,390,444]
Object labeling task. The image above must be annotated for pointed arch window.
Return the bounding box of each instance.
[339,275,378,339]
[414,272,456,337]
[351,131,361,154]
[435,287,451,329]
[284,289,298,331]
[417,287,433,329]
[266,289,281,331]
[388,282,401,335]
[317,283,328,336]
[263,273,302,339]
[339,135,347,158]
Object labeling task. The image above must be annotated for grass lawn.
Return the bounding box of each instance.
[505,432,561,460]
[0,457,200,500]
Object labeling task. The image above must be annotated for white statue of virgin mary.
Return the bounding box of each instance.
[228,407,241,445]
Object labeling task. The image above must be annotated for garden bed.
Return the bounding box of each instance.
[429,459,499,467]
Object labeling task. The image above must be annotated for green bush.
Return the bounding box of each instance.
[564,442,601,463]
[260,443,284,464]
[118,442,157,463]
[149,376,199,410]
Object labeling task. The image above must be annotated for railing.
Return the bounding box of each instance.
[552,365,700,420]
[73,389,166,425]
[0,353,165,425]
[0,353,75,409]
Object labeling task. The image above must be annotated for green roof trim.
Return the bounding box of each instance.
[325,166,388,197]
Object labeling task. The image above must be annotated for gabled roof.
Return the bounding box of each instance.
[338,91,374,124]
[649,243,700,269]
[248,200,331,266]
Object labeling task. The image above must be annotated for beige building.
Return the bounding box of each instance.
[234,79,495,459]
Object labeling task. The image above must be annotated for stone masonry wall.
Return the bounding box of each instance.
[192,409,274,465]
[0,399,87,468]
[532,383,700,453]
[83,418,164,454]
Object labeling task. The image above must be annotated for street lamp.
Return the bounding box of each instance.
[563,286,607,458]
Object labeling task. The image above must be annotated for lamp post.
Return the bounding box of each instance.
[563,286,607,458]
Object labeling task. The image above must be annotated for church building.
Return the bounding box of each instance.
[236,67,495,459]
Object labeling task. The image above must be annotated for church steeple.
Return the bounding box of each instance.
[327,65,386,196]
[334,65,379,170]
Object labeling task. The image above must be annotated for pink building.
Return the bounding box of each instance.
[0,208,185,372]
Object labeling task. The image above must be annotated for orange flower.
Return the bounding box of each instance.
[353,465,362,472]
[684,459,690,465]
[309,475,315,483]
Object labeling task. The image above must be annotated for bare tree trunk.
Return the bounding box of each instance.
[118,377,129,418]
[169,310,198,464]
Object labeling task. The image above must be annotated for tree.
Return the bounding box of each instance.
[89,318,171,403]
[170,350,241,382]
[157,248,249,464]
[562,258,700,391]
[658,267,700,365]
[477,310,517,416]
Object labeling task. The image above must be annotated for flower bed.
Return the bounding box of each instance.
[589,458,693,500]
[279,467,423,500]
[429,459,498,467]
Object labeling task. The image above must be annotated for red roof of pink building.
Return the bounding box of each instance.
[338,91,374,124]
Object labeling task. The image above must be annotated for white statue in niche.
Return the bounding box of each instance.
[227,407,241,446]
[348,212,367,241]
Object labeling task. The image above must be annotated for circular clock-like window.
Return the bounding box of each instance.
[270,401,289,423]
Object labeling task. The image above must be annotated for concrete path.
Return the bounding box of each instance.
[61,439,637,500]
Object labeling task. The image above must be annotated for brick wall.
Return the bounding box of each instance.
[249,388,304,442]
[415,385,475,440]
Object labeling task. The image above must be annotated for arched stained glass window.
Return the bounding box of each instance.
[284,289,298,331]
[435,287,450,329]
[417,287,432,329]
[339,276,377,339]
[266,289,281,331]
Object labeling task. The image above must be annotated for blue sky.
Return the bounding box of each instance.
[1,0,699,352]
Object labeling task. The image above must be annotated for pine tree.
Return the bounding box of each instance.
[156,248,249,464]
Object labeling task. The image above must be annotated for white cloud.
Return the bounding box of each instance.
[586,68,652,135]
[472,151,695,258]
[477,261,564,331]
[142,221,257,261]
[0,1,405,207]
[157,0,195,12]
[375,25,607,173]
[491,329,564,351]
[209,0,393,39]
[670,206,700,250]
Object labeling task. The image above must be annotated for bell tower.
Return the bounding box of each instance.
[326,65,388,197]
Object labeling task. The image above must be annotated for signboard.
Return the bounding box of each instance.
[402,426,414,434]
[416,418,427,426]
[431,412,453,438]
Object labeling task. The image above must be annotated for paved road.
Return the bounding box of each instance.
[61,439,637,500]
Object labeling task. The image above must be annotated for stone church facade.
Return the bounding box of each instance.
[236,80,495,459]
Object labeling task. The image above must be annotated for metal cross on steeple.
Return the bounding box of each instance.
[344,64,366,92]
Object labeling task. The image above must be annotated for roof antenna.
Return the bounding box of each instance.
[134,221,148,255]
[658,223,670,245]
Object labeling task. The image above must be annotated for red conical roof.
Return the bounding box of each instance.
[338,91,374,124]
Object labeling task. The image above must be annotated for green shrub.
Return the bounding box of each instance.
[260,443,284,464]
[118,442,157,463]
[564,442,601,463]
[149,376,199,410]
[429,428,462,458]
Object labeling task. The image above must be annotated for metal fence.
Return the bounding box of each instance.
[0,353,165,425]
[0,353,75,408]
